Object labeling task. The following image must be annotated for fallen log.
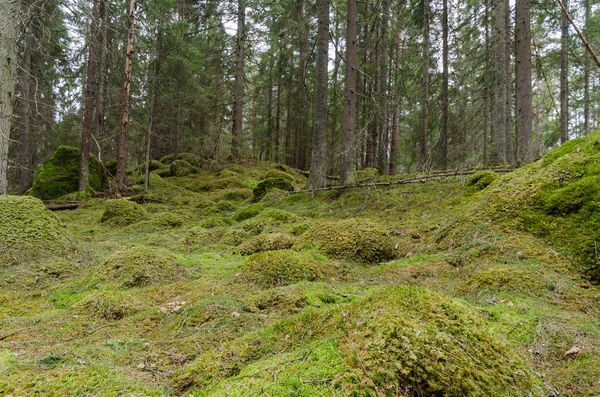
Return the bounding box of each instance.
[45,202,85,211]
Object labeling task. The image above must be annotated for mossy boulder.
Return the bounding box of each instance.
[74,291,137,320]
[160,152,202,167]
[252,178,294,202]
[198,176,246,192]
[170,160,198,177]
[295,218,395,264]
[101,199,148,226]
[466,171,498,193]
[237,233,296,255]
[242,250,334,288]
[28,146,108,200]
[216,188,252,202]
[0,196,69,262]
[264,169,294,182]
[177,286,542,395]
[233,203,264,221]
[100,246,179,288]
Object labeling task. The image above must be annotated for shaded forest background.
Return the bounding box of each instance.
[4,0,600,194]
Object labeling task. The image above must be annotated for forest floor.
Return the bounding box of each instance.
[1,144,600,396]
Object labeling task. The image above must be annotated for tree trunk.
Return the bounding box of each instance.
[79,0,101,191]
[515,0,532,165]
[390,32,404,176]
[18,29,33,195]
[231,0,245,160]
[306,0,329,189]
[440,0,449,170]
[484,0,490,164]
[0,0,17,195]
[505,0,514,165]
[491,0,507,164]
[584,0,590,135]
[560,0,569,144]
[328,30,340,176]
[339,0,358,185]
[419,0,430,171]
[376,0,390,174]
[115,0,137,197]
[92,0,108,161]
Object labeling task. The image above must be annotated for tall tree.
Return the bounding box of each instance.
[340,0,358,185]
[115,0,137,197]
[584,0,591,135]
[231,0,245,160]
[0,0,18,195]
[440,0,449,170]
[419,0,430,171]
[505,0,514,165]
[560,0,569,144]
[79,0,102,191]
[491,0,507,164]
[515,0,532,165]
[306,0,329,189]
[18,24,33,194]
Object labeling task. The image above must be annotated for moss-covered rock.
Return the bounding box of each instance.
[198,176,246,192]
[0,196,69,263]
[101,199,148,226]
[27,146,108,200]
[264,169,294,182]
[74,291,137,320]
[252,178,294,202]
[295,218,395,264]
[237,233,296,255]
[466,171,498,193]
[199,216,234,228]
[242,250,333,288]
[233,203,264,221]
[170,160,198,177]
[100,246,179,288]
[216,188,252,202]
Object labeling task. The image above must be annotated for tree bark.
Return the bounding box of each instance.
[419,0,430,171]
[505,0,514,165]
[515,0,532,165]
[390,31,404,176]
[440,0,449,170]
[92,0,108,161]
[584,0,590,136]
[0,0,18,195]
[560,0,569,144]
[491,0,507,164]
[115,0,137,197]
[18,29,33,195]
[79,0,101,191]
[306,0,329,189]
[339,0,358,185]
[231,0,245,160]
[376,0,390,174]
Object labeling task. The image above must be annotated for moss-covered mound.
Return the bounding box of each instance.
[233,203,263,221]
[100,246,179,288]
[170,160,198,177]
[252,178,294,202]
[198,176,246,192]
[199,216,234,228]
[462,263,547,294]
[101,199,148,226]
[177,286,542,396]
[148,211,185,228]
[220,228,250,246]
[466,170,498,193]
[295,218,395,264]
[0,196,69,262]
[74,291,137,320]
[28,146,108,200]
[237,233,296,255]
[182,227,220,250]
[216,188,253,202]
[450,131,600,281]
[264,169,294,182]
[241,250,333,288]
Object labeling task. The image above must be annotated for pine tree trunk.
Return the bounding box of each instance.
[18,30,33,195]
[491,0,507,164]
[505,0,514,165]
[419,0,430,171]
[115,0,137,197]
[92,0,108,161]
[390,31,404,176]
[0,0,17,195]
[340,0,358,185]
[231,0,245,160]
[515,0,532,165]
[584,0,590,135]
[440,0,449,170]
[376,0,389,174]
[560,0,569,144]
[79,0,101,191]
[328,29,340,176]
[306,0,329,189]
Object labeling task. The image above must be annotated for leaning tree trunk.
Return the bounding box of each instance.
[115,0,137,197]
[231,0,245,160]
[515,0,532,165]
[0,0,18,195]
[306,0,329,189]
[79,0,101,192]
[339,0,358,185]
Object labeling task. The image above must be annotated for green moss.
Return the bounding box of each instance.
[105,159,117,176]
[463,263,547,294]
[252,178,294,202]
[233,203,264,221]
[142,203,169,213]
[182,227,220,250]
[176,152,202,167]
[215,200,237,213]
[224,163,246,174]
[198,176,246,192]
[100,246,179,288]
[264,169,294,182]
[539,175,600,215]
[148,212,185,228]
[466,171,498,193]
[101,199,148,226]
[28,146,108,200]
[132,160,165,175]
[74,291,137,320]
[170,160,198,177]
[240,217,277,235]
[242,285,308,312]
[36,260,77,279]
[541,136,588,167]
[242,250,334,288]
[216,188,252,202]
[260,208,299,223]
[217,169,239,178]
[220,228,250,246]
[355,167,379,181]
[0,196,69,263]
[199,216,234,228]
[237,233,296,255]
[295,218,396,264]
[287,222,311,236]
